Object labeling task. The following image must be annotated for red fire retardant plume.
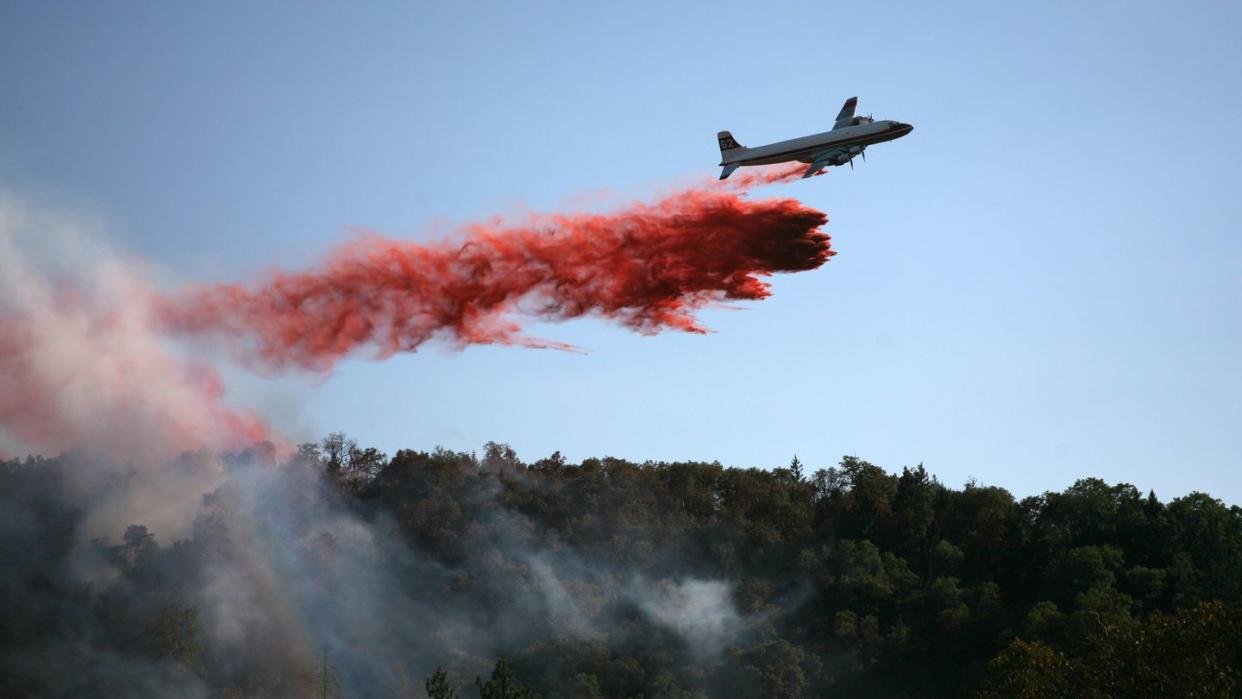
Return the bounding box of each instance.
[161,166,832,372]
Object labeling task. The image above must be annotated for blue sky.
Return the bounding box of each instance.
[2,1,1239,502]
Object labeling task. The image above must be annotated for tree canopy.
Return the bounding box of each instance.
[0,441,1238,697]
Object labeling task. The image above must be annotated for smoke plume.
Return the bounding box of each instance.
[0,169,833,696]
[0,199,271,464]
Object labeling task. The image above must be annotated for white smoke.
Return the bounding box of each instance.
[631,577,745,658]
[0,192,759,696]
[0,194,270,468]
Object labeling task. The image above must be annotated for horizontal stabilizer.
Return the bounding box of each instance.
[719,163,740,180]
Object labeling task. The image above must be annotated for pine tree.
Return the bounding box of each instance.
[476,657,535,699]
[425,667,457,699]
[790,455,804,482]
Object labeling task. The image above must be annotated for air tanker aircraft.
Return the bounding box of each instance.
[717,97,913,179]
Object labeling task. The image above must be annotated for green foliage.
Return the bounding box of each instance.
[425,666,457,699]
[726,639,822,699]
[573,673,605,699]
[978,601,1242,697]
[476,657,536,699]
[3,445,1241,698]
[976,639,1071,698]
[145,602,202,668]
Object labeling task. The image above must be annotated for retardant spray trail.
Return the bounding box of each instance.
[160,164,833,372]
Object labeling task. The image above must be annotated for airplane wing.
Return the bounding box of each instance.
[833,97,858,130]
[803,147,850,178]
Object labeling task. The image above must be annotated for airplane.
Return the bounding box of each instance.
[716,97,913,180]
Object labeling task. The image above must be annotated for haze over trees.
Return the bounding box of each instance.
[0,438,1239,697]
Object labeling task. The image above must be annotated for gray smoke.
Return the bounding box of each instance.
[0,193,759,697]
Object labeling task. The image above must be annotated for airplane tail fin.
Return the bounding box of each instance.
[717,130,744,157]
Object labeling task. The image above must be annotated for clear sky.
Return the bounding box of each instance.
[2,1,1239,502]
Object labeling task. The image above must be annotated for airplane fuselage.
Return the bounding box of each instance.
[720,120,913,167]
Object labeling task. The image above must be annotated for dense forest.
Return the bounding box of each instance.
[1,439,1240,697]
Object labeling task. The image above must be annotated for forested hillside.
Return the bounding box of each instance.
[2,440,1239,697]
